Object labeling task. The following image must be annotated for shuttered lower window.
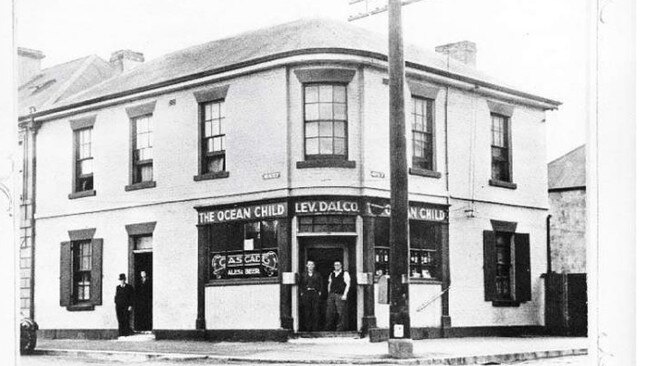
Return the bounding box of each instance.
[483,231,531,305]
[60,239,103,310]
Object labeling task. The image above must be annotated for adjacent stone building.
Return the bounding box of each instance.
[547,145,586,273]
[18,18,560,341]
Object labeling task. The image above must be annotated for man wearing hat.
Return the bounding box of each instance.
[114,273,134,337]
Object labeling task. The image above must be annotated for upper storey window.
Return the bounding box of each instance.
[487,100,517,189]
[304,84,347,159]
[294,68,356,169]
[201,100,226,174]
[193,84,230,181]
[411,97,434,171]
[125,101,157,191]
[407,80,441,178]
[133,115,154,183]
[69,115,97,199]
[490,113,510,182]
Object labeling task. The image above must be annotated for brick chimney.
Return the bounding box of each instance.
[110,49,144,73]
[17,47,45,85]
[435,41,477,67]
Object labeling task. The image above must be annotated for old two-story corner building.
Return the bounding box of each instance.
[18,18,560,342]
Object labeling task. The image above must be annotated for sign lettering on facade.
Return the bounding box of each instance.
[294,200,359,215]
[365,202,447,222]
[199,202,287,224]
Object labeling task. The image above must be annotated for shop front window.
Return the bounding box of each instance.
[209,220,279,280]
[373,218,442,280]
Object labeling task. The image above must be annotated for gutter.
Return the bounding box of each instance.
[18,48,562,123]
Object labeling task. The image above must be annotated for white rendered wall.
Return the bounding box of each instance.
[205,284,280,329]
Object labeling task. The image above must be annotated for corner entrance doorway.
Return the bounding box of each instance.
[298,236,356,332]
[131,241,153,332]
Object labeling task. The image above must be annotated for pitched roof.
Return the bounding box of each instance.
[548,145,586,190]
[48,18,559,113]
[17,55,115,116]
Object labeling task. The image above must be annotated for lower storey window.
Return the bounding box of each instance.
[73,241,92,302]
[374,218,442,280]
[483,229,531,305]
[209,220,280,280]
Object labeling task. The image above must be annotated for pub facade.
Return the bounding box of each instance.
[23,18,559,341]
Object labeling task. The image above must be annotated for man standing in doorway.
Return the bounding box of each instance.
[300,260,323,331]
[135,270,152,331]
[114,273,134,337]
[325,260,351,331]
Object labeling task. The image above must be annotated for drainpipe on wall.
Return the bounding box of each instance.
[546,214,552,273]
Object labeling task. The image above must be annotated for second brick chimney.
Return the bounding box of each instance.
[435,41,477,67]
[110,49,144,73]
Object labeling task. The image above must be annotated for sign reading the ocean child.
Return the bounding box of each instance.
[365,202,447,222]
[199,202,287,224]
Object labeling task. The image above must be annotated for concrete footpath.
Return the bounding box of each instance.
[34,336,588,365]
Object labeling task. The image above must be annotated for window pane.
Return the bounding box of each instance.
[334,121,346,137]
[261,220,278,249]
[319,85,333,102]
[305,138,319,155]
[320,138,333,154]
[138,147,152,160]
[305,104,319,121]
[207,155,225,172]
[333,103,346,120]
[204,122,212,137]
[305,122,318,138]
[333,86,346,103]
[135,236,153,250]
[333,138,346,155]
[305,86,318,103]
[80,159,93,175]
[140,164,153,182]
[319,121,333,137]
[319,104,333,120]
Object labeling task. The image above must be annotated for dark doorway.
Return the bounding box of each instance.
[133,252,153,331]
[299,237,356,332]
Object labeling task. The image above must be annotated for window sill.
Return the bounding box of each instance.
[68,190,96,200]
[489,179,517,190]
[206,277,279,287]
[409,168,442,179]
[409,278,443,285]
[125,181,156,191]
[491,300,520,307]
[193,171,230,181]
[373,276,443,285]
[297,160,356,169]
[66,303,95,311]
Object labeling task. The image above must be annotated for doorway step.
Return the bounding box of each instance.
[295,331,360,339]
[117,331,155,342]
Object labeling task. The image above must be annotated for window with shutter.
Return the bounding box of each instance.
[514,233,531,302]
[60,242,72,307]
[482,231,497,301]
[484,228,532,306]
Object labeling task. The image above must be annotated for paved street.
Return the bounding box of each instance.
[19,355,591,366]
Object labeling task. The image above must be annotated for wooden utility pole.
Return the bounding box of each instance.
[387,0,413,358]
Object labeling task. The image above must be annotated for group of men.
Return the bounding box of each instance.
[114,271,152,337]
[300,260,351,332]
[115,261,351,335]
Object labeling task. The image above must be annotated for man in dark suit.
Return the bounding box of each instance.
[300,260,322,331]
[135,270,152,331]
[114,273,134,337]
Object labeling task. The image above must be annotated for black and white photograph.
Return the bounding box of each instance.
[0,0,639,365]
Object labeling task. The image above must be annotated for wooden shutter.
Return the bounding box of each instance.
[60,241,72,307]
[483,231,497,301]
[514,233,531,302]
[90,239,103,305]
